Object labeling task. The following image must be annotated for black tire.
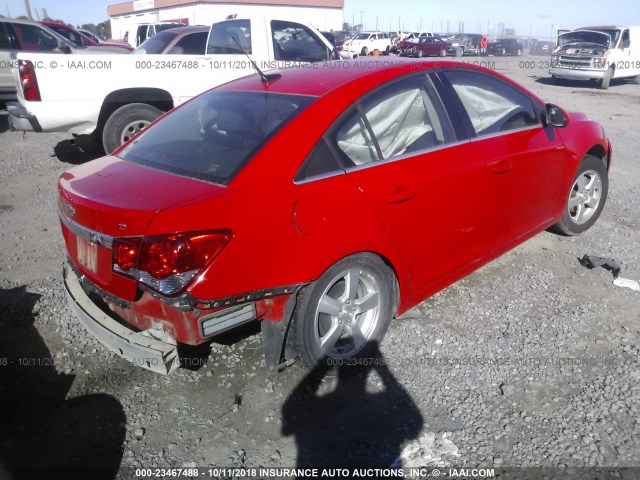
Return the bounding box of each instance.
[599,66,614,89]
[517,48,522,56]
[416,49,424,58]
[440,48,447,57]
[289,253,395,370]
[385,45,390,55]
[501,48,506,56]
[551,155,608,236]
[102,103,162,154]
[361,46,368,56]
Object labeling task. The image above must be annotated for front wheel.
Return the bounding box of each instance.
[361,46,369,56]
[102,103,162,154]
[440,48,447,57]
[516,48,522,56]
[551,155,608,236]
[599,66,614,89]
[416,49,424,58]
[289,253,395,370]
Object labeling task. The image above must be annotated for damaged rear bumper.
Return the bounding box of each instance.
[63,263,179,375]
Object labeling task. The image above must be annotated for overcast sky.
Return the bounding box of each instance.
[3,0,639,38]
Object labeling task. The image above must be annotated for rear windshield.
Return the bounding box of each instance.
[133,31,177,54]
[119,91,316,185]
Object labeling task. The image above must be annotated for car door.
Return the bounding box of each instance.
[334,74,490,293]
[435,69,565,250]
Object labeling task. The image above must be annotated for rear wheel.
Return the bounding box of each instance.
[501,47,506,56]
[551,155,608,236]
[516,48,522,56]
[361,46,369,56]
[102,103,162,154]
[289,253,395,370]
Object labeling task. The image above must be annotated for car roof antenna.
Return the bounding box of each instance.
[231,36,281,84]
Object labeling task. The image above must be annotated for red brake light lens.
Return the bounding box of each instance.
[18,60,41,102]
[112,231,230,295]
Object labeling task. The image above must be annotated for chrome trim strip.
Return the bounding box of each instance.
[59,209,114,249]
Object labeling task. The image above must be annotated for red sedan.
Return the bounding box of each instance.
[59,59,611,374]
[398,37,451,57]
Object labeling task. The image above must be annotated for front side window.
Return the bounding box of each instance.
[271,20,332,62]
[207,19,251,54]
[12,24,63,51]
[120,91,315,185]
[442,70,540,136]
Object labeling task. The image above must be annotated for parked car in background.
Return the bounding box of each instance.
[399,36,451,57]
[1,17,123,104]
[40,21,133,52]
[78,28,132,51]
[58,59,611,374]
[132,26,209,54]
[530,40,554,55]
[488,38,524,56]
[124,22,186,48]
[550,26,640,89]
[8,15,339,153]
[341,31,392,56]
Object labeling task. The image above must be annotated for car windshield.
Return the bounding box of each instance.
[119,91,316,185]
[559,29,619,48]
[133,31,178,54]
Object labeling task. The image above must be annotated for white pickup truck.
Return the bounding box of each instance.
[550,26,640,89]
[8,15,338,153]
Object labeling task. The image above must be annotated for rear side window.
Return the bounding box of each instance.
[296,75,452,181]
[174,32,208,54]
[442,70,540,136]
[120,91,316,185]
[208,20,251,54]
[336,76,451,165]
[0,23,13,50]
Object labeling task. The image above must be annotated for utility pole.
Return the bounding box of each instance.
[6,6,11,17]
[360,11,364,30]
[23,0,32,19]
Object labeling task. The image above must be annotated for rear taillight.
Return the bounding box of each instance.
[113,231,230,295]
[18,60,41,102]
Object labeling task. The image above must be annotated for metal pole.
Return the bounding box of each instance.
[23,0,32,19]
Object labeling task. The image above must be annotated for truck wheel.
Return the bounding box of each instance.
[599,66,614,90]
[361,47,368,56]
[102,103,162,154]
[551,155,608,236]
[288,253,396,370]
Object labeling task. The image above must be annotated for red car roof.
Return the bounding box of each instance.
[214,58,544,105]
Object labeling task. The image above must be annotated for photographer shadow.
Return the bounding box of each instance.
[0,286,125,480]
[282,342,423,471]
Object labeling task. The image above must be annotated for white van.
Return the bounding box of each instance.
[550,26,640,89]
[123,22,185,48]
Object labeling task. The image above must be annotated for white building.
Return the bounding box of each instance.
[107,0,344,42]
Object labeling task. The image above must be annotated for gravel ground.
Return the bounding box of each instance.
[0,56,639,479]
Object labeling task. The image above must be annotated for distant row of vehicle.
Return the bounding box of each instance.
[335,30,526,58]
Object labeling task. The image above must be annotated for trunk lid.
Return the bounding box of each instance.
[59,156,225,298]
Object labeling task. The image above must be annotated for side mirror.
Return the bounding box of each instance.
[545,103,568,128]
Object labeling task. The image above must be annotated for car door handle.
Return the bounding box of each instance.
[385,186,417,204]
[488,159,513,175]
